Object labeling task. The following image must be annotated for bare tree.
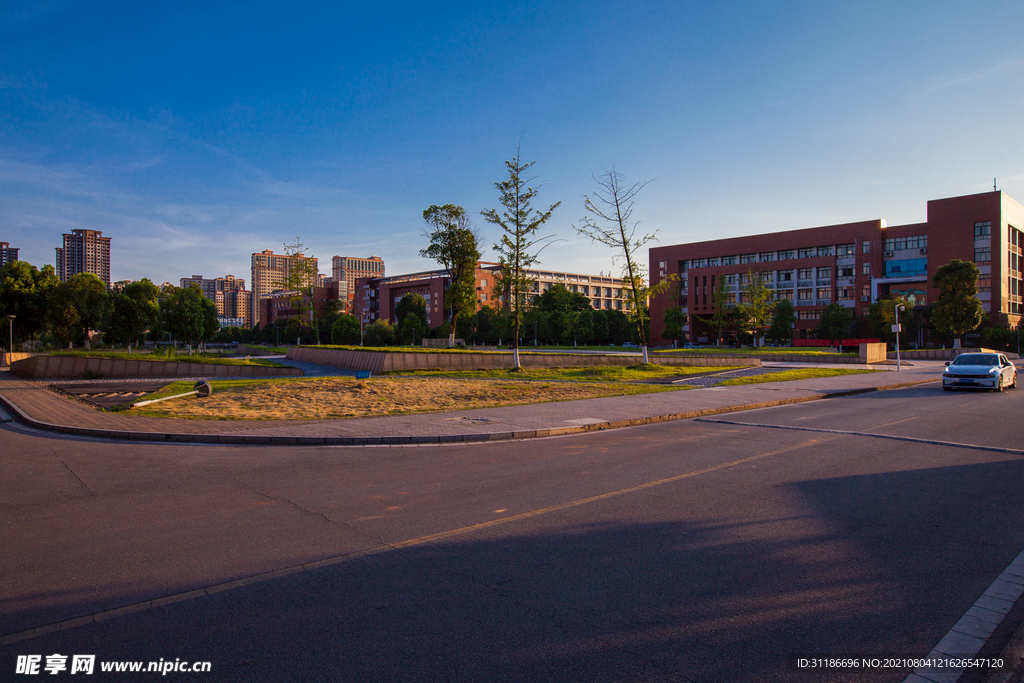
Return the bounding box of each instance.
[574,169,676,363]
[481,145,560,369]
[277,237,322,344]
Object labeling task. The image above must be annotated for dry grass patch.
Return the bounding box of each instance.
[130,376,681,420]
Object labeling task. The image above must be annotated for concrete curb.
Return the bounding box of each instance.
[0,378,939,446]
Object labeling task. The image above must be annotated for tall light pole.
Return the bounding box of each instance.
[895,303,905,371]
[5,315,14,366]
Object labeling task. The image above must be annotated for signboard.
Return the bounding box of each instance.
[891,324,901,333]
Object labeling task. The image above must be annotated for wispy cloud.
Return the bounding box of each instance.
[910,56,1024,99]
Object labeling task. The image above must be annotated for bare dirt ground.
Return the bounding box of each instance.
[132,377,677,421]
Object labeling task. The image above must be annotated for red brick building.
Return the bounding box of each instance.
[649,190,1024,345]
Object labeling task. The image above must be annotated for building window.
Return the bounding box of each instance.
[837,244,855,257]
[974,247,991,263]
[817,288,831,300]
[975,221,992,239]
[777,289,794,301]
[679,260,689,272]
[798,289,813,301]
[721,255,737,266]
[740,253,757,264]
[759,252,776,262]
[798,310,822,320]
[722,274,737,285]
[693,259,708,268]
[885,258,927,277]
[884,235,927,251]
[778,250,795,260]
[707,257,720,267]
[838,266,854,278]
[798,268,813,280]
[817,267,831,279]
[837,287,853,299]
[817,246,833,257]
[798,248,815,259]
[778,269,793,281]
[862,263,871,275]
[862,284,870,297]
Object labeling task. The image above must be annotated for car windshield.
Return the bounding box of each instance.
[950,354,999,366]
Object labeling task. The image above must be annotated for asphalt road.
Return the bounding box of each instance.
[1,382,1023,682]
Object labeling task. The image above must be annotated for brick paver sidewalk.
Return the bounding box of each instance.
[0,363,944,445]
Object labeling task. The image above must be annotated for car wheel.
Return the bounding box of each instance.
[996,375,1004,392]
[1012,372,1018,389]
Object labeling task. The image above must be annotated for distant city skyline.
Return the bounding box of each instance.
[2,2,1023,285]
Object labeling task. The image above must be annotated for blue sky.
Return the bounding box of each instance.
[2,1,1023,285]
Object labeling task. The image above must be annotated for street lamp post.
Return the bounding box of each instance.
[5,315,14,366]
[895,303,905,371]
[534,320,538,348]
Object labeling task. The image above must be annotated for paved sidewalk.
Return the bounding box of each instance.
[0,362,945,445]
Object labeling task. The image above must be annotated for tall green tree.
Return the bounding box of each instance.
[767,299,796,345]
[662,306,686,346]
[395,294,428,345]
[816,304,853,349]
[574,169,676,363]
[868,295,919,345]
[708,286,731,345]
[481,145,560,369]
[330,314,361,345]
[738,270,774,346]
[931,259,984,347]
[163,284,219,350]
[363,319,396,347]
[0,261,59,344]
[47,273,108,347]
[537,284,591,313]
[107,279,160,347]
[420,204,482,347]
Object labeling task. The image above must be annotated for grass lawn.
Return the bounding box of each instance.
[127,375,684,420]
[718,368,876,385]
[51,351,286,367]
[652,347,858,357]
[384,363,746,382]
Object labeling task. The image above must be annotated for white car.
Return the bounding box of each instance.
[942,353,1018,392]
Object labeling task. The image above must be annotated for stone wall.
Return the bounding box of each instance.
[10,355,304,380]
[287,346,760,372]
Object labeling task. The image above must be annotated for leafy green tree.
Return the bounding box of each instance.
[395,293,428,344]
[107,279,160,347]
[869,295,919,345]
[603,309,631,345]
[708,286,731,345]
[421,204,482,347]
[481,145,560,368]
[767,299,796,345]
[816,304,854,349]
[331,314,361,345]
[0,261,59,344]
[931,259,984,347]
[738,270,774,346]
[47,273,109,347]
[163,284,219,350]
[536,284,591,314]
[662,306,686,346]
[574,169,676,363]
[363,319,396,347]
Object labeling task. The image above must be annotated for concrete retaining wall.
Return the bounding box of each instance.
[888,347,1020,361]
[1,352,42,367]
[288,346,760,372]
[9,355,304,380]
